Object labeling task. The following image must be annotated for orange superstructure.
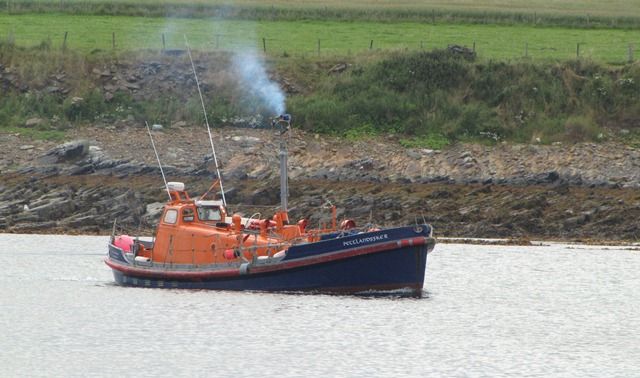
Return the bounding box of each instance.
[132,182,310,266]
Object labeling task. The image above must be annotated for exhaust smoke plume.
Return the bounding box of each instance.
[161,8,287,119]
[233,51,286,116]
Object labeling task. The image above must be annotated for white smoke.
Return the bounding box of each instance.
[233,51,286,115]
[160,6,287,117]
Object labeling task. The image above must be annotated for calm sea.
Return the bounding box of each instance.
[1,234,639,377]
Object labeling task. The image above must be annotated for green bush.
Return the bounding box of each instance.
[585,72,615,112]
[399,133,450,150]
[0,92,63,129]
[63,90,108,121]
[287,96,351,134]
[370,50,472,93]
[344,123,379,140]
[513,116,565,143]
[564,115,602,142]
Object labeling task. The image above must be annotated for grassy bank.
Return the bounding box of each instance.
[1,43,639,147]
[3,0,640,28]
[1,14,639,62]
[289,50,640,147]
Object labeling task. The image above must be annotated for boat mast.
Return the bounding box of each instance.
[184,35,227,206]
[145,121,171,200]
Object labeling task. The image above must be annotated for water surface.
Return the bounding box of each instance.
[1,234,639,377]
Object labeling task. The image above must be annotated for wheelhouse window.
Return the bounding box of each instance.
[163,209,178,224]
[182,208,195,222]
[197,206,221,222]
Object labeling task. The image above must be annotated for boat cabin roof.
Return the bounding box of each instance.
[195,200,224,207]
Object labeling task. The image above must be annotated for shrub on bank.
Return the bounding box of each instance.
[291,49,640,145]
[564,115,601,142]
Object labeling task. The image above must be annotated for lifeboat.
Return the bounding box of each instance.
[104,114,436,295]
[105,181,435,294]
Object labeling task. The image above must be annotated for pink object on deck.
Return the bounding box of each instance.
[113,235,135,253]
[223,249,236,260]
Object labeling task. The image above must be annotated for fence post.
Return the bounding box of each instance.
[525,42,528,57]
[533,12,536,24]
[62,31,68,51]
[162,33,166,51]
[369,40,373,50]
[317,39,320,56]
[420,41,424,49]
[576,43,581,58]
[473,41,476,53]
[629,44,634,63]
[262,37,266,53]
[112,32,115,50]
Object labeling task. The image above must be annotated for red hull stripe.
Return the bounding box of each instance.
[105,236,427,281]
[104,259,242,279]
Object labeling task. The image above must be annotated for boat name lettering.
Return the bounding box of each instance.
[343,234,389,247]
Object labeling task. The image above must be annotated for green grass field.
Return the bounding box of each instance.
[1,13,639,62]
[5,0,640,18]
[3,0,640,29]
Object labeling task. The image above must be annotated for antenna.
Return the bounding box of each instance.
[184,35,227,206]
[145,121,171,200]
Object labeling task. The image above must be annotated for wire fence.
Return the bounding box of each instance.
[2,26,639,63]
[50,34,640,63]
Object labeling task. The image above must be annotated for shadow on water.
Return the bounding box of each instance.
[100,283,432,300]
[353,289,431,300]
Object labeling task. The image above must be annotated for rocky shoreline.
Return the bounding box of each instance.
[1,125,640,241]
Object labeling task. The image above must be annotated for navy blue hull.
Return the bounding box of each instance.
[107,225,434,295]
[112,245,427,294]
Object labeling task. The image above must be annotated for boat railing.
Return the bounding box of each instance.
[243,212,262,228]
